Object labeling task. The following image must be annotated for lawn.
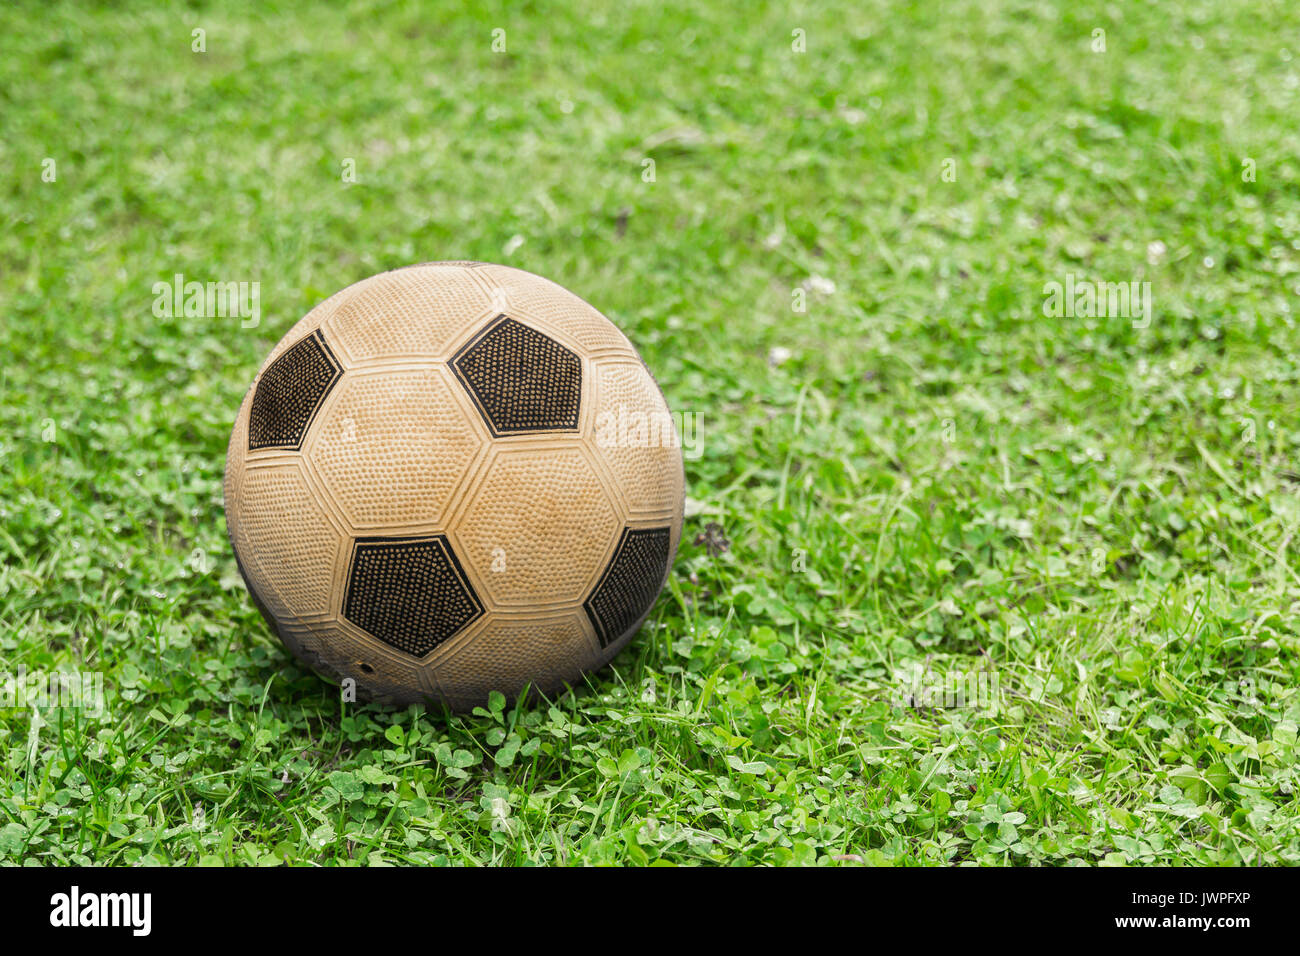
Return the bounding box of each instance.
[1,0,1298,866]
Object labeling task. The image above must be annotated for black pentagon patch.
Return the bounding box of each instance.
[584,527,671,648]
[451,315,581,435]
[248,330,343,451]
[343,535,484,658]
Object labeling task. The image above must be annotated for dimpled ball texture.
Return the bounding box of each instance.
[223,263,685,711]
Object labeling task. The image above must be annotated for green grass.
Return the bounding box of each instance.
[2,0,1299,866]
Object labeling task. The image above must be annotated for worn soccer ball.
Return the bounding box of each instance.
[224,263,684,710]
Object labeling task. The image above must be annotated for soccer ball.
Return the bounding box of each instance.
[223,263,684,710]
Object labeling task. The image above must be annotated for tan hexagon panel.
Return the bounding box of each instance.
[223,387,252,526]
[323,263,494,365]
[431,610,597,708]
[590,359,685,518]
[306,365,486,531]
[453,446,621,609]
[233,462,343,621]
